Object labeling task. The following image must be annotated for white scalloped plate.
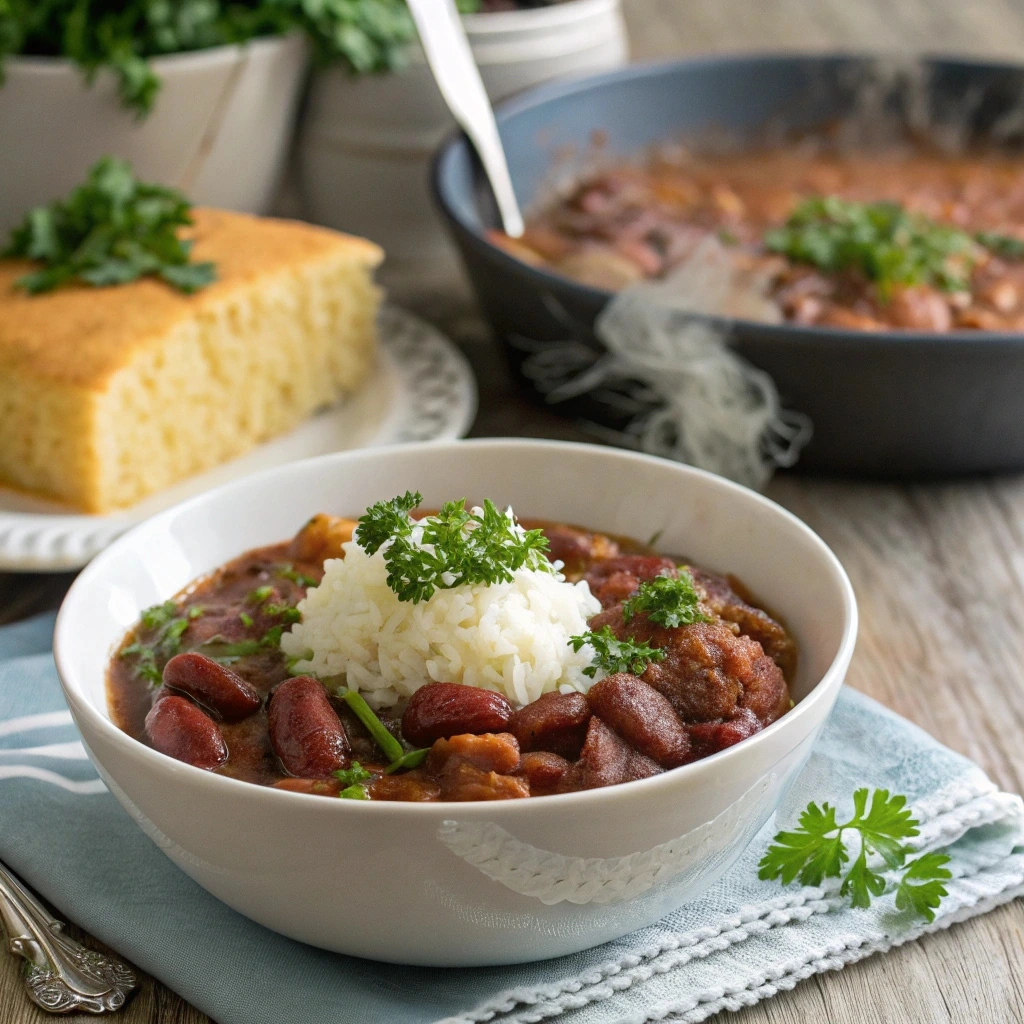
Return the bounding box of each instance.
[0,307,477,572]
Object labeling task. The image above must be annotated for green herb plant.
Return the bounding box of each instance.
[4,157,215,295]
[568,626,665,679]
[621,570,709,628]
[0,0,482,117]
[765,196,1024,299]
[759,788,952,921]
[356,492,555,604]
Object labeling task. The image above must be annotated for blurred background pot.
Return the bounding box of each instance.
[296,0,627,281]
[0,34,308,237]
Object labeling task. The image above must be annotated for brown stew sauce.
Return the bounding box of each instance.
[107,515,796,801]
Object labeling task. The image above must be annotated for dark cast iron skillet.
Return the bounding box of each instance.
[431,53,1024,476]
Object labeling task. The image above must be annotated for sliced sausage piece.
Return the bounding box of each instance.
[268,676,351,778]
[402,682,512,747]
[508,690,591,759]
[289,514,357,563]
[162,652,262,722]
[586,673,690,768]
[556,716,662,793]
[145,695,227,770]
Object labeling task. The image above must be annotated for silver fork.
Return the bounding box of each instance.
[0,859,135,1014]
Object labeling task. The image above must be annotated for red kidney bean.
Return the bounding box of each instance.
[583,555,678,607]
[688,708,762,759]
[162,652,262,722]
[508,691,591,759]
[145,695,227,770]
[401,682,513,747]
[268,676,351,778]
[586,673,690,768]
[556,716,662,793]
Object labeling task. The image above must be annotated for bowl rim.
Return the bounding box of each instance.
[54,437,858,817]
[431,49,1024,347]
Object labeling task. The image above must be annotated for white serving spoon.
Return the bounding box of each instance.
[406,0,525,237]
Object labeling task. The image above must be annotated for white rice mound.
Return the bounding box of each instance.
[281,541,602,709]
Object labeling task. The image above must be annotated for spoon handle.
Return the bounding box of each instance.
[0,859,135,1015]
[407,0,525,237]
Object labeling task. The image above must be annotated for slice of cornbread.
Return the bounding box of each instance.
[0,209,383,512]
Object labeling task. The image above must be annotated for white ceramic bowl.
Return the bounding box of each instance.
[54,440,857,966]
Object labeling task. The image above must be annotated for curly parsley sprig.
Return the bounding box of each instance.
[621,571,709,628]
[569,626,665,679]
[759,788,952,921]
[4,157,215,295]
[356,492,555,603]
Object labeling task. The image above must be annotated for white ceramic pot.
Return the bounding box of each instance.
[54,440,857,967]
[0,34,308,237]
[295,0,628,271]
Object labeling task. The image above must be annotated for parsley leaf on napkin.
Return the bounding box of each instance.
[759,788,952,921]
[4,157,216,296]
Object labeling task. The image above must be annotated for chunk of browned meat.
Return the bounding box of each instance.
[368,772,442,802]
[518,751,571,795]
[586,673,690,768]
[426,732,521,775]
[533,523,620,579]
[508,691,591,759]
[556,716,662,793]
[289,514,357,564]
[439,761,530,801]
[583,555,678,608]
[635,620,790,727]
[689,568,797,679]
[688,708,762,760]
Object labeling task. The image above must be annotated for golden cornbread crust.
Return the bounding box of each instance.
[0,209,384,512]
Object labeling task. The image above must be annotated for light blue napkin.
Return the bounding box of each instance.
[1,613,1022,1024]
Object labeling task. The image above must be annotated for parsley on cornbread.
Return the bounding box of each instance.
[0,168,383,513]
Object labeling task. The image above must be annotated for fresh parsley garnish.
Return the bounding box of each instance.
[621,571,708,628]
[247,585,274,605]
[569,626,666,678]
[120,600,205,685]
[758,788,952,921]
[4,157,216,295]
[356,493,555,604]
[335,761,374,797]
[765,196,980,296]
[263,603,302,624]
[385,748,429,774]
[975,231,1024,261]
[239,612,254,629]
[339,689,404,763]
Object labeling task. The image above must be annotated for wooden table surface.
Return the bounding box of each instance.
[5,2,1024,1021]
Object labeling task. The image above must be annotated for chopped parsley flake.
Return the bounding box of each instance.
[247,585,274,605]
[120,601,205,685]
[276,564,319,589]
[334,762,373,787]
[239,612,254,629]
[761,196,1024,298]
[569,626,666,678]
[356,492,554,603]
[621,571,708,628]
